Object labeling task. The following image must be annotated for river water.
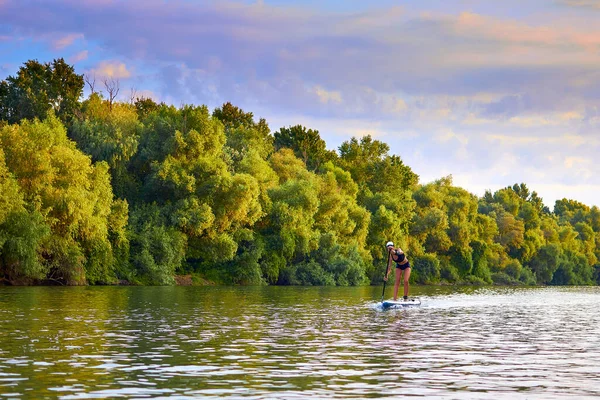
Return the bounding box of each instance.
[0,285,599,399]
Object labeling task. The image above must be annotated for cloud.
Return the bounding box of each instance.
[2,0,599,116]
[69,50,88,63]
[90,60,131,79]
[2,0,600,208]
[52,33,83,49]
[313,86,342,104]
[559,0,600,9]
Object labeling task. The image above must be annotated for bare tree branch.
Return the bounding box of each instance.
[103,77,120,110]
[84,73,97,94]
[129,86,138,105]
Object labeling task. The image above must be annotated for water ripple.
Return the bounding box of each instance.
[1,286,600,398]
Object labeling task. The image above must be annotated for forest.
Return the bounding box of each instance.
[1,58,599,286]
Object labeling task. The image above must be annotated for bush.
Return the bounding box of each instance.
[218,230,266,285]
[0,211,50,283]
[129,224,186,285]
[440,263,460,283]
[296,261,335,286]
[518,267,537,286]
[462,275,487,286]
[472,261,492,284]
[491,272,519,285]
[411,253,440,284]
[504,260,522,279]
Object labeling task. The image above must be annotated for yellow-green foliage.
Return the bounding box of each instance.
[0,114,118,284]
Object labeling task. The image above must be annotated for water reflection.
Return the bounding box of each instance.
[0,286,599,398]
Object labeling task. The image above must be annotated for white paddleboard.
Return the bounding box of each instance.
[381,298,421,309]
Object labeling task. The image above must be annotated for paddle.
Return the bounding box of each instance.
[381,248,392,303]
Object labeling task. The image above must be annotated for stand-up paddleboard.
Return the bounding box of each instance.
[381,298,421,309]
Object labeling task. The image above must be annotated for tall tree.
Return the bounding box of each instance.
[337,135,389,192]
[70,93,142,199]
[213,102,273,168]
[274,125,335,171]
[0,58,84,125]
[0,115,119,284]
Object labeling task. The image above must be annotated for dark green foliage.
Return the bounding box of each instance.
[594,264,600,285]
[213,102,273,171]
[470,240,492,283]
[491,272,519,285]
[134,97,160,120]
[128,205,187,285]
[43,236,87,285]
[0,58,83,125]
[205,229,266,285]
[504,259,522,280]
[274,125,335,171]
[518,267,537,285]
[70,94,142,199]
[440,263,460,283]
[83,238,115,285]
[449,245,474,276]
[337,135,390,193]
[411,254,440,284]
[309,234,369,286]
[462,275,487,286]
[0,211,50,283]
[550,249,594,285]
[108,199,131,280]
[528,243,562,284]
[294,261,336,286]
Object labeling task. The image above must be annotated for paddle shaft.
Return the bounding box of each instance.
[381,249,392,302]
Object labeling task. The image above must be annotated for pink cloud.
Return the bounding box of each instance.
[52,33,83,49]
[90,60,131,79]
[453,11,600,51]
[2,0,600,120]
[69,50,88,63]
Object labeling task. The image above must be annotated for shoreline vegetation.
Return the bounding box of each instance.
[1,58,599,287]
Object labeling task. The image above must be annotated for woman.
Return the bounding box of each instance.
[384,241,411,301]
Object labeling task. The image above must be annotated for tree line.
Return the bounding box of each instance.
[1,58,598,286]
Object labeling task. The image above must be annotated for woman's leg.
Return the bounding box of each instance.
[403,267,411,298]
[393,268,401,300]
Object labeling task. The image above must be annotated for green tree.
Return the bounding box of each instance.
[134,96,160,120]
[0,148,51,283]
[494,210,525,257]
[0,58,83,124]
[70,93,142,199]
[411,253,441,284]
[261,149,320,283]
[554,198,590,225]
[213,102,273,169]
[128,204,187,285]
[338,135,417,278]
[411,177,479,277]
[528,243,562,284]
[338,135,389,191]
[274,125,336,171]
[0,114,118,284]
[130,104,265,283]
[551,249,594,285]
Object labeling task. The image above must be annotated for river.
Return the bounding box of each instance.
[0,285,599,398]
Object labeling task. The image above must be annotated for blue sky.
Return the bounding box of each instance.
[1,0,600,209]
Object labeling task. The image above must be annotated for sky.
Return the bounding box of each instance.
[1,0,600,209]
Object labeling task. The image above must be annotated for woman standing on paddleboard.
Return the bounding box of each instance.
[384,241,411,301]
